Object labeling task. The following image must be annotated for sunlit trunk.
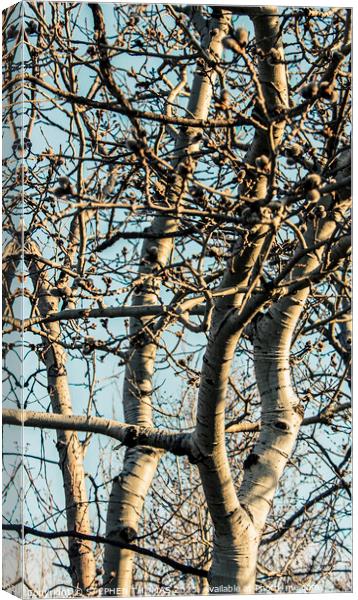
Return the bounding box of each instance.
[102,8,232,595]
[26,241,96,594]
[193,7,291,592]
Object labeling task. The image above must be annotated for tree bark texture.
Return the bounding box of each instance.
[100,7,232,595]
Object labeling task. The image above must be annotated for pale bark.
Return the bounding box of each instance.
[191,7,291,592]
[98,7,233,595]
[241,154,351,532]
[1,3,351,596]
[4,399,349,447]
[2,238,21,317]
[226,401,351,433]
[191,10,350,590]
[2,409,190,456]
[25,240,96,594]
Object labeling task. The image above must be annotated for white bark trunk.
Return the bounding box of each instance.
[192,7,291,592]
[241,161,351,531]
[103,9,232,595]
[26,241,97,594]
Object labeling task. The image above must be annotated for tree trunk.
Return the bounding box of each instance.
[26,240,97,594]
[103,9,232,594]
[192,7,291,592]
[243,155,351,530]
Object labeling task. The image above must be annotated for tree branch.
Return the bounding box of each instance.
[2,409,190,457]
[3,524,208,579]
[5,74,263,130]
